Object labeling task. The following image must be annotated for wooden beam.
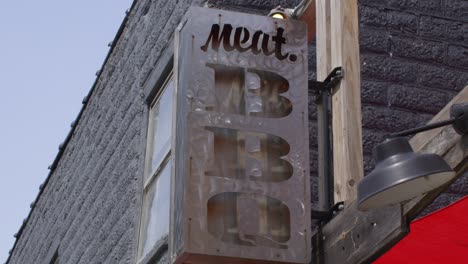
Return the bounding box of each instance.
[329,0,364,203]
[410,87,468,154]
[404,86,468,220]
[316,0,332,211]
[313,202,407,264]
[315,0,331,79]
[313,87,468,263]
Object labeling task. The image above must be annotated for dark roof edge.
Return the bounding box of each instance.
[5,1,138,263]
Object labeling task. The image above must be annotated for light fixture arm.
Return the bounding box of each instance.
[291,0,312,18]
[387,118,457,138]
[387,103,468,138]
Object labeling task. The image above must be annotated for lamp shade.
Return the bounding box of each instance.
[358,137,455,211]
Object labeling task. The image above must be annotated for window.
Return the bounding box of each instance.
[138,76,174,263]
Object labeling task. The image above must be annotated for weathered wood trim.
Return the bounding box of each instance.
[316,0,363,207]
[410,87,468,153]
[313,201,406,264]
[316,0,331,76]
[329,0,364,204]
[404,86,468,220]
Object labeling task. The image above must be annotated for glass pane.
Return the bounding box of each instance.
[139,160,172,259]
[147,79,174,178]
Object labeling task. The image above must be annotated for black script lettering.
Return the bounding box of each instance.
[200,24,235,52]
[272,27,289,60]
[261,33,275,56]
[201,24,296,62]
[250,31,263,55]
[234,27,250,52]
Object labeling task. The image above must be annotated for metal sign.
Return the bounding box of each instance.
[171,7,310,264]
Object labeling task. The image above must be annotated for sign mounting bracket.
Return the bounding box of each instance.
[309,66,343,102]
[309,66,343,212]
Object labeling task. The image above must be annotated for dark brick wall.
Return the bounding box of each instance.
[7,0,467,263]
[358,0,468,213]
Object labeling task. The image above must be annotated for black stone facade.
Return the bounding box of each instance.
[6,0,467,263]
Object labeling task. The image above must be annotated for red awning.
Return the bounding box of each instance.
[376,196,468,264]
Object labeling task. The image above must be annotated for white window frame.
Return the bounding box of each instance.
[137,74,174,264]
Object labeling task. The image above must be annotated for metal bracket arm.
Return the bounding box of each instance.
[308,67,343,212]
[311,201,345,225]
[309,66,343,102]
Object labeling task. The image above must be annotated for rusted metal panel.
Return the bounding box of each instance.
[171,6,310,264]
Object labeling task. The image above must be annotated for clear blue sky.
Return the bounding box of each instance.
[0,0,133,261]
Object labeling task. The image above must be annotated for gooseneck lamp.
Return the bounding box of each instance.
[358,103,468,211]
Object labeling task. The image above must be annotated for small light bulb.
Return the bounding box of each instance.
[272,13,286,19]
